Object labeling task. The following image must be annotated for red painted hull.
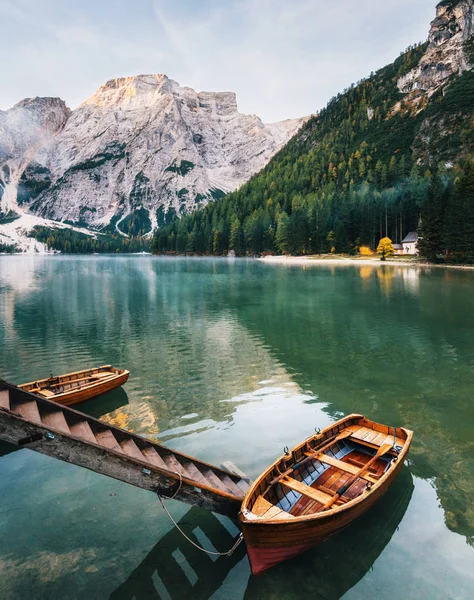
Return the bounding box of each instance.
[246,537,329,575]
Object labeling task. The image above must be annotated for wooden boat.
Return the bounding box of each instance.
[18,365,129,406]
[239,413,413,575]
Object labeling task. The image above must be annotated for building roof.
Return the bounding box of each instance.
[392,244,403,250]
[401,232,418,243]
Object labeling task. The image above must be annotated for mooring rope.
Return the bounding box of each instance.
[156,473,244,557]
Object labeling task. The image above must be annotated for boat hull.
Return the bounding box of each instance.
[19,366,129,406]
[240,415,412,575]
[51,371,129,405]
[242,460,402,574]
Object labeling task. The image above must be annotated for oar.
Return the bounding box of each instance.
[322,443,393,511]
[270,429,353,486]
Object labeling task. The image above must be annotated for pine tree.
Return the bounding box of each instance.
[418,173,447,262]
[444,160,474,263]
[275,212,290,254]
[229,215,243,255]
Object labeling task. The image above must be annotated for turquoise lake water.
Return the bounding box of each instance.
[0,256,473,599]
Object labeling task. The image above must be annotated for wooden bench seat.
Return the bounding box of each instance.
[345,425,404,449]
[251,495,294,520]
[280,476,333,505]
[308,453,378,483]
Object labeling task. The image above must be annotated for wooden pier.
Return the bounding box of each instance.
[0,380,251,518]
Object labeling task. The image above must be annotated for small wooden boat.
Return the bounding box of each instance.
[18,365,129,406]
[239,414,413,575]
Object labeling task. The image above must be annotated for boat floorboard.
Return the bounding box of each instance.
[290,449,388,517]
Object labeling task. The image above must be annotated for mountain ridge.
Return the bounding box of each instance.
[0,74,306,249]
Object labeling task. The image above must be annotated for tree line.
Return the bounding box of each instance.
[151,42,474,263]
[31,226,151,254]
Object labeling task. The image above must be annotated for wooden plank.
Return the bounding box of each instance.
[280,477,333,504]
[41,411,70,434]
[221,461,252,482]
[163,454,189,478]
[0,390,10,410]
[251,496,294,520]
[202,468,229,492]
[363,429,380,443]
[95,430,122,453]
[69,421,96,444]
[371,432,389,447]
[12,400,42,423]
[265,506,294,520]
[217,472,246,498]
[37,389,55,398]
[141,445,168,470]
[253,495,274,516]
[120,438,145,461]
[358,427,376,441]
[350,427,404,449]
[324,470,345,491]
[236,479,251,494]
[345,456,378,473]
[318,454,377,483]
[182,461,211,487]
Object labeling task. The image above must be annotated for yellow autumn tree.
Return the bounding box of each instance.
[377,237,394,261]
[360,245,374,256]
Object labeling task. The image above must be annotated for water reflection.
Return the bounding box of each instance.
[110,508,246,600]
[79,387,129,421]
[245,468,414,599]
[2,257,474,598]
[110,468,413,600]
[232,262,474,546]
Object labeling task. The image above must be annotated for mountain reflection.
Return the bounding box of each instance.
[1,256,473,552]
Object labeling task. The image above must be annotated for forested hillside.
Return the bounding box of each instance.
[152,24,474,262]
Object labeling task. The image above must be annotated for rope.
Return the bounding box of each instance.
[156,490,244,557]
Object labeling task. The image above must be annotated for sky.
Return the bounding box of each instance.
[0,0,438,122]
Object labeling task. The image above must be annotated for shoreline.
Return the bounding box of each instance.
[258,255,474,271]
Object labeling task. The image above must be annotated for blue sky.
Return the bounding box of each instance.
[1,0,438,121]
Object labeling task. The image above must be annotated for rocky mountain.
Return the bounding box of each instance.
[398,0,473,93]
[0,75,306,236]
[0,98,70,214]
[152,0,474,258]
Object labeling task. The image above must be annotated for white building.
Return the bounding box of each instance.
[400,232,419,255]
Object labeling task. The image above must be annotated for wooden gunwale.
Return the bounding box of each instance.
[40,373,129,404]
[240,414,413,526]
[19,365,114,389]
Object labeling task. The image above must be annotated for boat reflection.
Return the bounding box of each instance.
[78,386,129,420]
[110,467,413,600]
[244,466,414,599]
[110,507,246,600]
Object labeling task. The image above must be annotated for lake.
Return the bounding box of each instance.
[1,256,473,600]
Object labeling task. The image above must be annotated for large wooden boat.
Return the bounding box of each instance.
[18,365,129,406]
[239,414,413,575]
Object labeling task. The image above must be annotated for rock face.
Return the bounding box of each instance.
[0,98,70,214]
[0,75,306,234]
[398,0,474,94]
